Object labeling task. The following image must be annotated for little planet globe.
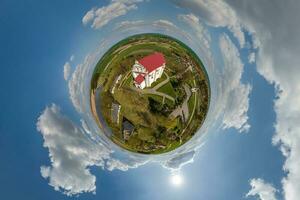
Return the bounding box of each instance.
[90,33,210,154]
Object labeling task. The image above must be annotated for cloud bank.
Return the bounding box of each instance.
[223,0,300,199]
[37,104,143,195]
[37,104,110,195]
[219,34,251,132]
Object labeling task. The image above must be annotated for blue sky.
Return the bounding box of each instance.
[1,0,298,200]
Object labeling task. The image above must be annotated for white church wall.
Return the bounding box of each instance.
[132,60,165,89]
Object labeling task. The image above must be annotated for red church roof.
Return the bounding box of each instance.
[138,52,165,73]
[135,74,145,84]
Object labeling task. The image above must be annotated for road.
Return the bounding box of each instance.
[169,84,192,122]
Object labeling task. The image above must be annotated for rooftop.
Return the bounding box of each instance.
[138,52,165,73]
[135,74,145,84]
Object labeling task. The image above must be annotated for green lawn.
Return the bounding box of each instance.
[150,73,167,88]
[188,92,196,114]
[157,82,177,98]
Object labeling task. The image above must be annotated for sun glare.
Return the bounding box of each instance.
[170,174,184,187]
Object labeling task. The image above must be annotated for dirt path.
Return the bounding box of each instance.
[130,72,175,102]
[131,85,175,102]
[152,72,170,90]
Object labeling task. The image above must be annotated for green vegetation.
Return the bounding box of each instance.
[157,82,177,99]
[150,73,167,88]
[148,97,173,116]
[91,33,210,154]
[146,94,164,104]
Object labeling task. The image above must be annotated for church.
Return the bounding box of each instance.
[132,52,166,89]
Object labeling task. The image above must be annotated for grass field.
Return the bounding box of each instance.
[157,82,177,98]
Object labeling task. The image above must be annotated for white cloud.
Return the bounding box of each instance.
[82,9,95,25]
[70,55,75,62]
[82,1,141,29]
[172,0,245,47]
[163,151,196,170]
[37,104,144,195]
[219,34,251,132]
[248,52,256,64]
[247,178,277,200]
[63,56,75,81]
[224,0,300,199]
[178,13,211,50]
[37,104,111,195]
[68,54,95,113]
[152,19,176,27]
[113,19,194,42]
[106,159,130,171]
[151,20,181,32]
[179,13,199,24]
[118,20,144,26]
[115,19,178,31]
[115,20,145,30]
[63,62,71,81]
